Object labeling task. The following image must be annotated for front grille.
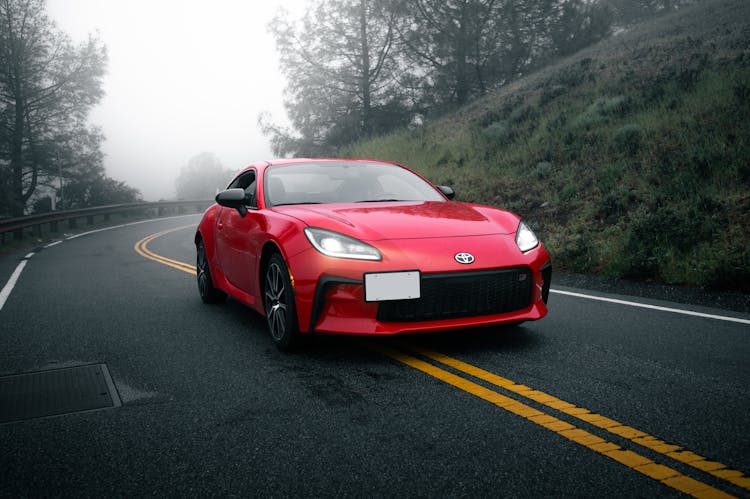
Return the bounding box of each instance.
[377,267,533,322]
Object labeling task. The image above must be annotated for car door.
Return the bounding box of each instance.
[216,170,262,297]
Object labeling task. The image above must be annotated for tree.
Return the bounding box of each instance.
[264,0,615,155]
[175,152,234,200]
[396,0,510,108]
[50,126,141,208]
[545,0,613,57]
[0,0,107,217]
[264,0,408,156]
[396,0,612,111]
[606,0,697,25]
[62,169,141,208]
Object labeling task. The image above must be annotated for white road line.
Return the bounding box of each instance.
[2,212,747,327]
[0,214,199,313]
[551,289,750,325]
[65,214,198,240]
[0,259,30,311]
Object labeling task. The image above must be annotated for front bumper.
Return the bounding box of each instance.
[287,234,552,335]
[309,267,549,335]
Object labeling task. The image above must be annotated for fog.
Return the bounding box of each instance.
[46,0,307,201]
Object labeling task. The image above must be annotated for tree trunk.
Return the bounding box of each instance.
[10,64,26,217]
[455,2,469,105]
[359,0,372,135]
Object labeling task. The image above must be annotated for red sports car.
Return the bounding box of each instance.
[195,158,551,349]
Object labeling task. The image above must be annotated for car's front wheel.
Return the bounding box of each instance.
[196,240,226,304]
[264,253,299,350]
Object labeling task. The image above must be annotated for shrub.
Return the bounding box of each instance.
[573,108,604,129]
[436,150,454,166]
[558,183,578,203]
[540,84,567,105]
[533,161,553,179]
[481,121,513,146]
[555,234,595,272]
[574,95,631,129]
[613,124,643,155]
[509,105,538,124]
[596,95,630,116]
[599,187,637,222]
[733,81,750,102]
[615,205,713,279]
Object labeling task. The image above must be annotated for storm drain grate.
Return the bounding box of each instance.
[0,364,121,424]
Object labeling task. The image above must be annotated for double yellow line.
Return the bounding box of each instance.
[134,225,197,276]
[135,226,749,498]
[377,345,749,498]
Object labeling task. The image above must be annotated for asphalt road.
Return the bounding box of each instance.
[0,215,748,497]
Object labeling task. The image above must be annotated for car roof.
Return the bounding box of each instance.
[264,158,398,167]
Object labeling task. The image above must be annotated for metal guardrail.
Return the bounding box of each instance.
[0,200,213,243]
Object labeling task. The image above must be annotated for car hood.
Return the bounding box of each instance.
[273,201,520,241]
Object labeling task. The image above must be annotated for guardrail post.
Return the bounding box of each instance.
[69,218,77,229]
[51,221,58,232]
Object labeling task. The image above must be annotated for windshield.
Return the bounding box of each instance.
[263,161,445,207]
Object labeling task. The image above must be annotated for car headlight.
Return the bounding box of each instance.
[515,221,539,253]
[304,228,382,261]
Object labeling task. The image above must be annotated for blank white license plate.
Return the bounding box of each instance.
[364,271,420,302]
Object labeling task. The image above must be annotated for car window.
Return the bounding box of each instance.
[244,180,257,208]
[228,170,255,189]
[227,170,257,208]
[264,161,444,206]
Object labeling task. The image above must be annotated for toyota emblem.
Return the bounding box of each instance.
[454,252,475,264]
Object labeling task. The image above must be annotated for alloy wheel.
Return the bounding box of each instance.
[265,262,287,341]
[197,243,210,298]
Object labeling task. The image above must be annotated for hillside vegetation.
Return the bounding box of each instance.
[343,0,750,291]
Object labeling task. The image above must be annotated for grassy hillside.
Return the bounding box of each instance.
[343,0,750,291]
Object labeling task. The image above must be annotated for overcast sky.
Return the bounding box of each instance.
[46,0,307,200]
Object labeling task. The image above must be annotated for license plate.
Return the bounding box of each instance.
[364,271,420,302]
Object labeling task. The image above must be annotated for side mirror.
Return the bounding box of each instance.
[215,188,247,217]
[438,185,455,200]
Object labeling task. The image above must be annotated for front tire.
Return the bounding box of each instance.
[264,253,299,350]
[197,240,226,304]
